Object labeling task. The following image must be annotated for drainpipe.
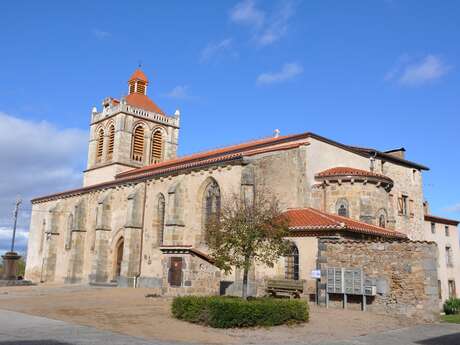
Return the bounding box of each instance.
[136,181,148,288]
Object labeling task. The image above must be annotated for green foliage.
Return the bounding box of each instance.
[443,298,460,315]
[17,257,26,277]
[172,296,309,328]
[205,191,291,297]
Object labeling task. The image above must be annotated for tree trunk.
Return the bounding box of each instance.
[242,265,249,300]
[242,256,250,300]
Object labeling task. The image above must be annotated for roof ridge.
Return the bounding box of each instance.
[117,133,305,178]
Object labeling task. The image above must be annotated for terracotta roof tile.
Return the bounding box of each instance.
[125,93,164,114]
[117,135,309,179]
[283,207,406,239]
[316,167,392,182]
[129,69,148,82]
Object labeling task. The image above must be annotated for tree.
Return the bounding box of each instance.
[205,191,290,299]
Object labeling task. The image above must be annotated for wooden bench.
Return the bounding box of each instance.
[266,279,304,299]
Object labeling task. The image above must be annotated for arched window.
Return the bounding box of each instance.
[157,193,166,245]
[132,125,145,162]
[285,244,299,280]
[377,209,387,228]
[150,130,163,164]
[336,198,349,217]
[107,124,115,160]
[96,128,104,163]
[203,180,221,228]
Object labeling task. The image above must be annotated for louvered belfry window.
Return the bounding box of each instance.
[129,82,136,94]
[151,130,163,163]
[107,124,115,160]
[136,81,146,95]
[96,128,104,163]
[132,125,145,162]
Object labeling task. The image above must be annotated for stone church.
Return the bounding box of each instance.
[25,69,459,306]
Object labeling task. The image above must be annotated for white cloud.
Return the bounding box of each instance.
[200,38,236,62]
[444,203,460,213]
[0,112,87,255]
[164,85,192,100]
[257,62,303,85]
[385,55,451,86]
[229,0,296,46]
[92,29,111,40]
[230,0,265,28]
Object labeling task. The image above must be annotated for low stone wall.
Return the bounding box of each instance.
[318,239,439,322]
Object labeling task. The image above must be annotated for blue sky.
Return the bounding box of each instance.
[0,0,459,254]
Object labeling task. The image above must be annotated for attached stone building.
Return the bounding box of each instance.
[25,69,459,313]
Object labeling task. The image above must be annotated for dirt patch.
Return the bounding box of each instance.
[0,284,419,344]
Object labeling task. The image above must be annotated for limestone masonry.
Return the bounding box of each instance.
[25,69,460,319]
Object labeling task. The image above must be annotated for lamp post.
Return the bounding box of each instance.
[10,198,22,252]
[2,197,22,280]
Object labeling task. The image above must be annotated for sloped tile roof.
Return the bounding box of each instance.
[283,207,406,239]
[125,93,164,114]
[315,167,393,182]
[425,214,459,226]
[116,135,309,179]
[129,68,148,82]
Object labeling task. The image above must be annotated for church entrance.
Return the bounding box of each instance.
[114,237,124,280]
[168,257,183,287]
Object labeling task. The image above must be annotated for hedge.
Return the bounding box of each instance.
[444,298,460,315]
[171,296,309,328]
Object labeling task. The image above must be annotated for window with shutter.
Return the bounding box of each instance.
[96,128,104,163]
[107,124,115,160]
[397,197,404,215]
[150,130,163,163]
[132,125,145,162]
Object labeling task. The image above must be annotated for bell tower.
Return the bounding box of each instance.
[83,69,180,187]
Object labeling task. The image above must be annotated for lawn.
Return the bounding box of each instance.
[441,314,460,323]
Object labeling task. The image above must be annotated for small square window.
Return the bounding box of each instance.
[445,226,450,237]
[431,223,436,234]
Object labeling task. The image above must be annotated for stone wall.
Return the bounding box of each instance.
[318,239,439,322]
[311,181,395,229]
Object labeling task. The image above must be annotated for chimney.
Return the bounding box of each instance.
[384,147,406,159]
[423,201,430,215]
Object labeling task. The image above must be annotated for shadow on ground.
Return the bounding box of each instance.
[416,332,460,345]
[0,341,73,345]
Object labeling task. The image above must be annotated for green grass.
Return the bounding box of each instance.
[441,314,460,323]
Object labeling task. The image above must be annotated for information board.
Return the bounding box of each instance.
[327,267,364,295]
[326,267,344,294]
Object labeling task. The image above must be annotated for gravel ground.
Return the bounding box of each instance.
[0,284,420,345]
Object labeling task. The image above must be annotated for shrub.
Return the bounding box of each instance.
[172,296,309,328]
[443,298,460,315]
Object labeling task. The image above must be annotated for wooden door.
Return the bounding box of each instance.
[168,257,183,287]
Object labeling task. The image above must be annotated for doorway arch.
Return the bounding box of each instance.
[114,237,124,280]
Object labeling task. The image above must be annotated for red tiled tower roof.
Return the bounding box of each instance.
[129,69,148,82]
[283,207,406,239]
[125,93,164,114]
